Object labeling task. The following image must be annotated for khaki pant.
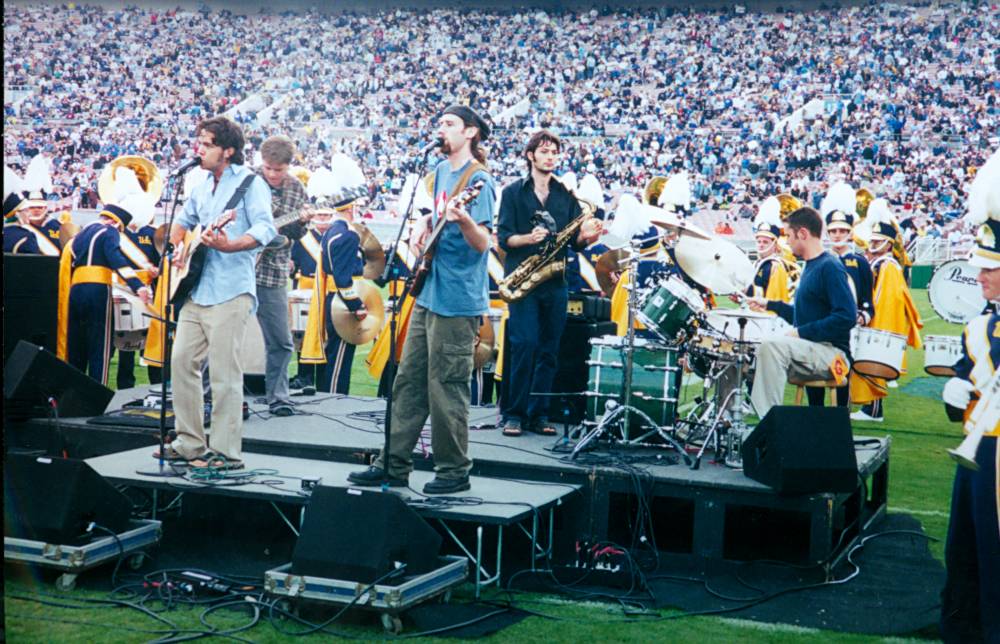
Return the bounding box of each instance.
[750,336,847,420]
[170,294,253,461]
[374,306,477,480]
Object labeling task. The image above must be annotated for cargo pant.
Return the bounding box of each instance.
[374,306,477,480]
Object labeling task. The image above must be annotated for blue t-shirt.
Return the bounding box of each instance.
[416,159,495,318]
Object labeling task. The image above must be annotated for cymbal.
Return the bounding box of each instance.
[673,235,753,294]
[59,221,81,248]
[474,315,495,369]
[330,280,385,345]
[649,215,712,241]
[352,223,386,280]
[595,248,629,295]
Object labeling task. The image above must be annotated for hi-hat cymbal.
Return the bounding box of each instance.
[595,248,629,295]
[673,235,753,294]
[330,280,385,345]
[474,315,495,369]
[352,223,387,279]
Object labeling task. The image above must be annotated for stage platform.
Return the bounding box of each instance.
[11,387,890,571]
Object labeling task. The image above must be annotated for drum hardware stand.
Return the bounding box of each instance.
[722,315,754,468]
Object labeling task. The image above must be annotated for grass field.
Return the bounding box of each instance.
[4,288,965,642]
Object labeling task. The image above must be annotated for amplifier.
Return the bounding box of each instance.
[567,294,611,321]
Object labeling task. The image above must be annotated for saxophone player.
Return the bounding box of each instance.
[497,130,601,437]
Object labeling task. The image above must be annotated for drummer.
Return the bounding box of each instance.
[937,148,1000,644]
[849,199,922,423]
[747,207,856,419]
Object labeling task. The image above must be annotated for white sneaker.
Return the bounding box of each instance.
[887,380,898,389]
[850,409,884,423]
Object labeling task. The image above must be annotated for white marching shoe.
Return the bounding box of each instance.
[850,409,884,423]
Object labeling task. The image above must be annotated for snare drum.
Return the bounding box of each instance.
[586,335,680,427]
[851,327,907,380]
[923,335,962,377]
[288,289,312,333]
[703,309,790,344]
[637,277,705,342]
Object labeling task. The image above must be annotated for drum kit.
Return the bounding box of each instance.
[570,226,768,469]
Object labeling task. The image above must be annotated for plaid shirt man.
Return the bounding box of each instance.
[255,171,308,288]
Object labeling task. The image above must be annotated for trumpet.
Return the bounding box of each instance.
[947,370,1000,470]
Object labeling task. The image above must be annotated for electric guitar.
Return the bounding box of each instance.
[264,185,369,250]
[409,180,486,298]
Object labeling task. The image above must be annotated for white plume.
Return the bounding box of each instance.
[820,181,857,217]
[559,171,578,193]
[866,197,897,228]
[5,165,24,198]
[967,148,1000,226]
[330,153,366,190]
[23,154,53,194]
[754,196,782,230]
[577,174,604,210]
[307,167,342,204]
[110,166,154,227]
[657,171,691,211]
[604,193,651,248]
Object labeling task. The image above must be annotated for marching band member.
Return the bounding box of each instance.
[3,167,40,255]
[566,173,608,295]
[938,148,999,644]
[116,217,161,389]
[821,182,874,325]
[21,155,61,256]
[289,209,331,390]
[608,194,671,335]
[849,198,923,422]
[56,167,154,385]
[744,196,793,303]
[301,156,369,394]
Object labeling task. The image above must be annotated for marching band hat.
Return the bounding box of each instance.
[966,148,1000,269]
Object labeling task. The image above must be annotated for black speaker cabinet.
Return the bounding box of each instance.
[549,319,617,423]
[4,453,133,544]
[742,406,858,494]
[4,341,114,419]
[291,486,442,582]
[3,254,59,360]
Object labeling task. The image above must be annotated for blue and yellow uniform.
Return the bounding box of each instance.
[56,208,145,386]
[3,223,40,254]
[291,228,322,291]
[566,241,608,294]
[26,220,61,256]
[116,224,161,389]
[367,241,418,396]
[746,255,792,303]
[940,311,1000,642]
[301,218,365,394]
[837,251,874,323]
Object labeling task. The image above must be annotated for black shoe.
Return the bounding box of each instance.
[270,404,294,417]
[289,375,313,390]
[347,466,408,487]
[242,401,250,420]
[423,476,470,495]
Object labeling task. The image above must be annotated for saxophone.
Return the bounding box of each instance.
[498,198,597,303]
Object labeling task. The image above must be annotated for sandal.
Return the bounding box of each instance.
[528,421,557,436]
[502,422,523,437]
[152,445,188,462]
[188,451,245,471]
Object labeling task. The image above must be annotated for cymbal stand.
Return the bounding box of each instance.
[723,315,753,468]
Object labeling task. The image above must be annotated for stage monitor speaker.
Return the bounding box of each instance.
[4,453,133,544]
[291,486,442,582]
[549,319,617,423]
[4,341,115,419]
[3,254,60,360]
[742,406,858,494]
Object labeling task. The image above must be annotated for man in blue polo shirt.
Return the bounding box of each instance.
[350,105,495,494]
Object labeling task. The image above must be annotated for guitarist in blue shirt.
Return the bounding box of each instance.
[163,117,275,471]
[350,104,496,495]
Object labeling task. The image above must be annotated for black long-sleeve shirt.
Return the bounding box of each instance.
[767,251,856,357]
[497,175,583,277]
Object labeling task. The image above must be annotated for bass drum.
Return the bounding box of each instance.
[928,259,987,324]
[586,336,680,428]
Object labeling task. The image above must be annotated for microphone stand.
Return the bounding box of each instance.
[377,147,435,487]
[136,171,188,477]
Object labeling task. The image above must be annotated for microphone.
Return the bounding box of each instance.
[170,158,201,177]
[418,138,443,155]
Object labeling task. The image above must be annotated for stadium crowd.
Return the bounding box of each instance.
[3,2,998,230]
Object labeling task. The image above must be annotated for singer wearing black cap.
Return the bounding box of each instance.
[349,104,496,495]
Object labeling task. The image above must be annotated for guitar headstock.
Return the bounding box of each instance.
[453,180,486,208]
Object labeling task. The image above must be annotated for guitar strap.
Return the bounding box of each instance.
[431,161,487,222]
[226,174,258,213]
